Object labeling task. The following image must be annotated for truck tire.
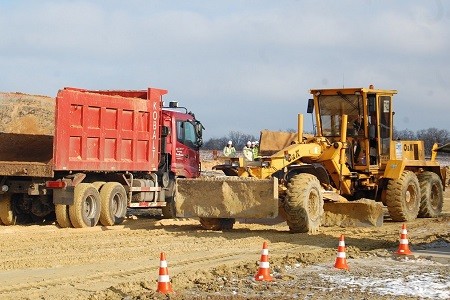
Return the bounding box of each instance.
[284,173,324,233]
[92,181,106,191]
[385,170,420,222]
[199,217,235,231]
[417,171,443,218]
[99,182,127,226]
[162,180,176,219]
[69,183,101,228]
[0,194,16,225]
[55,204,73,228]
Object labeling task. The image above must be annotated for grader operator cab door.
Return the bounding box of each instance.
[376,95,393,165]
[368,92,395,167]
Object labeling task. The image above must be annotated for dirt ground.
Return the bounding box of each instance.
[0,161,449,299]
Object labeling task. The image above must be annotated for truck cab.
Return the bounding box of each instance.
[162,103,204,179]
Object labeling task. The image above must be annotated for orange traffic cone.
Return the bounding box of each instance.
[395,224,413,255]
[254,241,273,281]
[334,235,349,270]
[156,252,173,294]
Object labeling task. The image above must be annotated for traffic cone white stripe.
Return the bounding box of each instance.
[400,239,408,244]
[339,241,345,246]
[158,275,170,282]
[261,249,269,255]
[401,229,407,234]
[160,261,168,267]
[337,252,346,258]
[259,261,270,268]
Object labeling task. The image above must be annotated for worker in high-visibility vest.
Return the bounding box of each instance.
[223,140,236,157]
[252,141,260,160]
[243,141,253,161]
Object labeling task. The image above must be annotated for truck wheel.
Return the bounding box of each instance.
[92,181,106,191]
[386,170,420,222]
[55,204,73,228]
[162,180,176,219]
[161,199,176,219]
[284,173,324,233]
[69,183,101,228]
[0,194,16,225]
[417,172,443,218]
[99,182,127,226]
[199,217,235,230]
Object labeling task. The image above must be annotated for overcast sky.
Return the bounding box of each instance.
[0,1,449,140]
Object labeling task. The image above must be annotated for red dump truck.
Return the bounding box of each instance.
[0,87,204,228]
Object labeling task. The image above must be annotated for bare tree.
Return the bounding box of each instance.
[393,128,417,140]
[202,137,228,150]
[202,131,257,150]
[228,131,257,150]
[416,128,450,155]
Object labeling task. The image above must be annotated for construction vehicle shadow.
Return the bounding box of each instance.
[121,217,399,254]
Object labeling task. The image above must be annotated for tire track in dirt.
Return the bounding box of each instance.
[0,196,448,299]
[0,241,321,299]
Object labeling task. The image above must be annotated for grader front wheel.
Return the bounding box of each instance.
[386,170,420,222]
[284,173,324,233]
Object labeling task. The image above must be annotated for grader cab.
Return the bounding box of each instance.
[175,85,444,232]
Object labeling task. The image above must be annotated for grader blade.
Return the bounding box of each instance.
[321,199,384,227]
[175,177,278,218]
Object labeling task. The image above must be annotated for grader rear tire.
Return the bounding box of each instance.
[0,194,15,225]
[69,183,101,228]
[55,204,73,228]
[386,170,420,222]
[417,171,443,218]
[199,217,235,231]
[284,173,324,233]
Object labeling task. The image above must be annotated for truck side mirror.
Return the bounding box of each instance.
[307,99,314,114]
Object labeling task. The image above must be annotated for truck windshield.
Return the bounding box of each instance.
[318,93,363,137]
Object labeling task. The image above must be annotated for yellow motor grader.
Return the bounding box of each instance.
[175,85,445,232]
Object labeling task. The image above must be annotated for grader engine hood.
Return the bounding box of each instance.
[174,177,279,218]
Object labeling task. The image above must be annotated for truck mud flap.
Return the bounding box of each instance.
[175,177,278,219]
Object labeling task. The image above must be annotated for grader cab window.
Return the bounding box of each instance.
[318,93,363,137]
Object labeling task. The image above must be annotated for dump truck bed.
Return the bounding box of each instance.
[53,88,165,172]
[0,92,55,177]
